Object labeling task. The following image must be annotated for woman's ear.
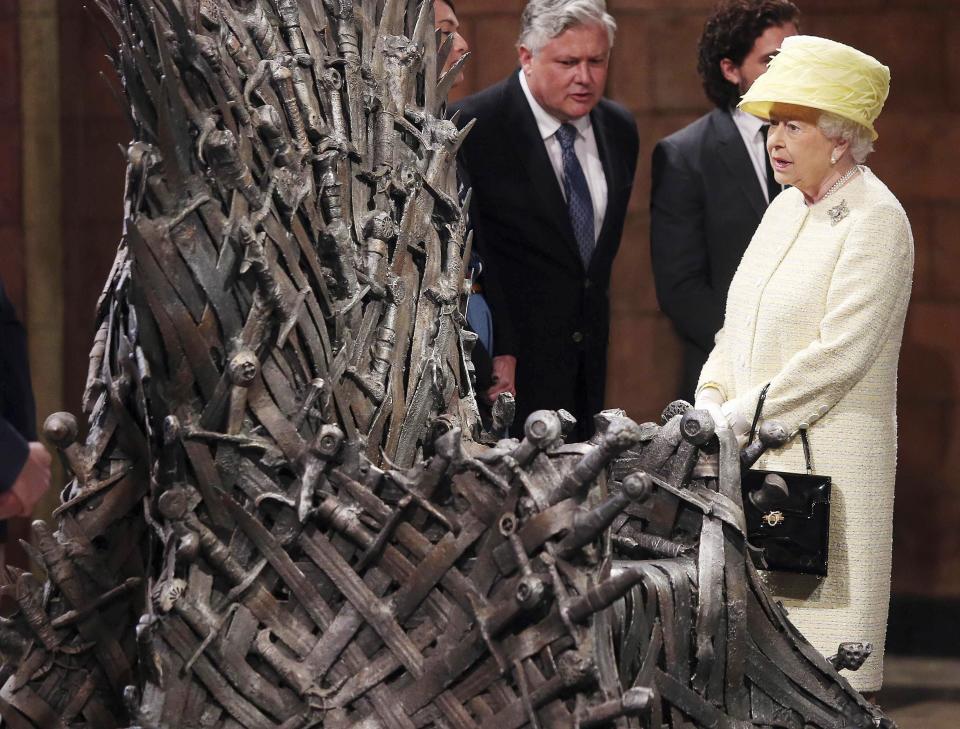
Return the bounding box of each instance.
[831,138,851,165]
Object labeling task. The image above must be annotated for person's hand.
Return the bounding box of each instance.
[721,400,750,449]
[0,491,23,519]
[699,401,729,432]
[485,355,517,404]
[694,387,730,432]
[8,441,52,518]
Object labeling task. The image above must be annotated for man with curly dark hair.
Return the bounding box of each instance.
[650,0,798,401]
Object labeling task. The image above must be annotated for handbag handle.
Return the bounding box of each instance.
[748,383,814,475]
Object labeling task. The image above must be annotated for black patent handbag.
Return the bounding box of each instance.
[741,384,832,577]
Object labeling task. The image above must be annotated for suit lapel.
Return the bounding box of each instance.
[502,73,582,266]
[590,104,617,254]
[714,108,767,219]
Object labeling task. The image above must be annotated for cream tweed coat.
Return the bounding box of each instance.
[698,167,913,691]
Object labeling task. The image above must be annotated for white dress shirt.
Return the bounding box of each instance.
[518,70,607,240]
[733,107,777,203]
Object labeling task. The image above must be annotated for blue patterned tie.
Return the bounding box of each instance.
[555,123,595,265]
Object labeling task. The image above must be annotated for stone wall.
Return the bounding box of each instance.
[59,2,129,422]
[0,1,24,314]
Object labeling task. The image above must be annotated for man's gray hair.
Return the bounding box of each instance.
[817,112,874,164]
[518,0,617,54]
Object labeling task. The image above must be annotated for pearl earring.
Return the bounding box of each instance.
[830,151,839,165]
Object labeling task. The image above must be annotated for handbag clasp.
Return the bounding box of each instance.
[762,511,785,527]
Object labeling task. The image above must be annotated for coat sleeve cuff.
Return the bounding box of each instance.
[695,382,727,403]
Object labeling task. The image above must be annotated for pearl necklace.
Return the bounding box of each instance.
[822,165,860,201]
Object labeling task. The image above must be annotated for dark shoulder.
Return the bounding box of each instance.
[595,97,638,140]
[448,77,511,130]
[659,108,728,152]
[0,281,14,322]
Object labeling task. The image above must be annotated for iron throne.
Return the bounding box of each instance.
[0,1,893,728]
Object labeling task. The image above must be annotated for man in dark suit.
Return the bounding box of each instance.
[453,0,638,440]
[0,280,51,526]
[651,0,799,401]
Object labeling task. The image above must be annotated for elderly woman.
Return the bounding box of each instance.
[695,35,913,693]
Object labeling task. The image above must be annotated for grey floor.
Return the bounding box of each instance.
[877,656,960,728]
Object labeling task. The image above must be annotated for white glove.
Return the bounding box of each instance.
[721,400,750,449]
[721,400,749,437]
[694,388,730,432]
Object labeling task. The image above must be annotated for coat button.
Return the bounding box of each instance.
[572,331,584,343]
[818,405,828,416]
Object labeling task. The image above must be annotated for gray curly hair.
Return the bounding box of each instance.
[518,0,617,54]
[817,112,875,164]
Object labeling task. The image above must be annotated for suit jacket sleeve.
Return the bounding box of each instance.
[478,255,517,358]
[0,282,35,491]
[458,146,518,358]
[729,203,913,433]
[650,138,724,351]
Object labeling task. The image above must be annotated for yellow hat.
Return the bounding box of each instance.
[738,35,890,140]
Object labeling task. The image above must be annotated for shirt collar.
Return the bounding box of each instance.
[732,106,767,138]
[518,69,592,141]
